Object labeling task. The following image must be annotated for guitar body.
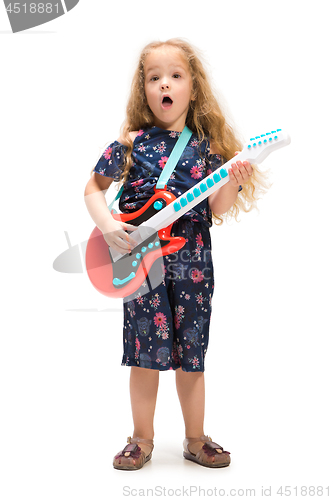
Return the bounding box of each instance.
[85,189,186,299]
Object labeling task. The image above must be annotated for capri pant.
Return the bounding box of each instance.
[121,219,214,372]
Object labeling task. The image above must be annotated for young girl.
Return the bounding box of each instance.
[84,38,268,470]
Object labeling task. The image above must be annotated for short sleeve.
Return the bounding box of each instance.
[93,141,127,180]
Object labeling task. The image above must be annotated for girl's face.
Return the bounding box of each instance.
[144,46,193,132]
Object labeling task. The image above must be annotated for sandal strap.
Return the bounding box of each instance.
[184,435,230,455]
[185,435,212,444]
[127,436,154,448]
[202,442,230,456]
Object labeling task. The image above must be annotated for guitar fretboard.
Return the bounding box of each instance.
[140,128,290,232]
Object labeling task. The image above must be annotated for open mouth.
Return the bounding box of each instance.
[161,95,173,109]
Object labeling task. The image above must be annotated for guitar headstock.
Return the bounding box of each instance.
[243,129,291,164]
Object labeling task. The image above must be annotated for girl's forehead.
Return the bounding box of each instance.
[144,46,188,71]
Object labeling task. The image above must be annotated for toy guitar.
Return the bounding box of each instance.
[85,128,291,299]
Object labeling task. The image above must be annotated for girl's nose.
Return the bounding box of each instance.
[161,81,170,90]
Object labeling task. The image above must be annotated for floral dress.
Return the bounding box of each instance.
[93,126,225,372]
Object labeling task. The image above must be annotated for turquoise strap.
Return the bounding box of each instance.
[156,126,192,189]
[108,125,192,211]
[108,185,124,213]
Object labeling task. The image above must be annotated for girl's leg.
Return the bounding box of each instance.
[130,366,159,455]
[175,369,230,466]
[175,369,206,455]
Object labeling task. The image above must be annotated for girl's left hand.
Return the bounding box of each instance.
[228,151,253,187]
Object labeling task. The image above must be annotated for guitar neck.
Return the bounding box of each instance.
[140,128,290,232]
[139,128,290,232]
[140,159,233,232]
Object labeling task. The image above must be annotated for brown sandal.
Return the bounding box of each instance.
[113,436,154,471]
[183,435,230,468]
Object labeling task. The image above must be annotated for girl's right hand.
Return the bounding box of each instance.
[100,218,138,255]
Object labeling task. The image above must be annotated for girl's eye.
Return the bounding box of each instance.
[151,76,159,81]
[173,74,181,79]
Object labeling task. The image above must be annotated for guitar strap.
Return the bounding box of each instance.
[108,125,192,212]
[155,125,192,189]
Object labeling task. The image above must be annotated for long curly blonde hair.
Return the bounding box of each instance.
[112,38,270,224]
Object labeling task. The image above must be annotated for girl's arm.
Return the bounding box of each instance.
[84,173,138,253]
[208,181,239,216]
[84,173,115,232]
[208,148,253,216]
[84,130,139,253]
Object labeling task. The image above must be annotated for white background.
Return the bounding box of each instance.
[1,0,332,498]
